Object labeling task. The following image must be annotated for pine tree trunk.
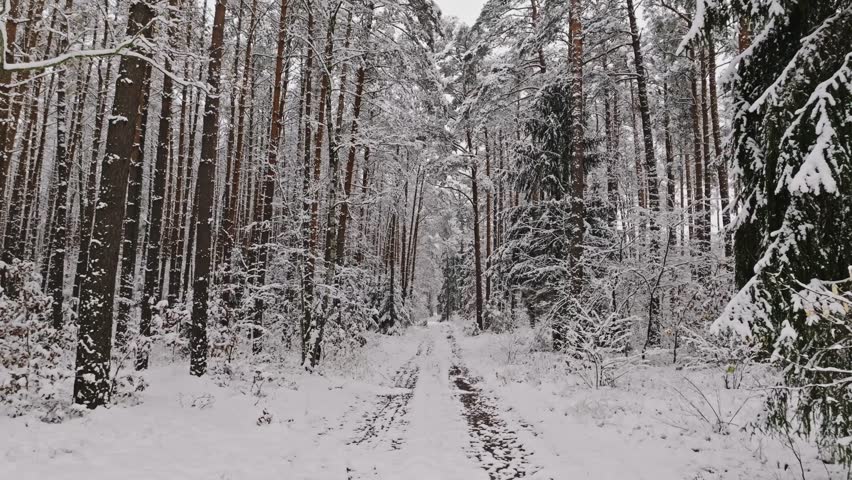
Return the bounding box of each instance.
[0,0,24,235]
[299,8,317,366]
[484,128,492,303]
[181,84,202,302]
[0,0,17,228]
[530,0,547,74]
[218,0,245,268]
[407,173,425,300]
[189,0,227,377]
[46,6,72,328]
[115,66,152,350]
[626,81,644,216]
[73,0,155,408]
[21,75,53,256]
[74,50,113,304]
[254,0,291,352]
[699,46,713,252]
[468,130,484,332]
[305,7,338,369]
[334,11,372,263]
[663,82,676,248]
[689,47,706,249]
[138,0,180,370]
[223,0,257,275]
[558,0,585,350]
[167,58,192,304]
[705,25,730,257]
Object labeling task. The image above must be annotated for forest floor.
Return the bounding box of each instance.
[1,320,846,479]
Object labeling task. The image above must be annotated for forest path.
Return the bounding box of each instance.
[445,327,537,479]
[344,323,543,479]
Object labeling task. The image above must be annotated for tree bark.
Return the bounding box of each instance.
[688,47,706,248]
[115,65,152,350]
[73,0,155,408]
[484,128,492,303]
[254,0,291,351]
[705,24,730,257]
[46,0,73,328]
[189,0,227,377]
[468,130,484,332]
[75,47,114,304]
[556,0,585,350]
[334,11,372,263]
[699,44,713,252]
[305,5,339,369]
[138,0,180,370]
[663,82,676,249]
[299,7,317,366]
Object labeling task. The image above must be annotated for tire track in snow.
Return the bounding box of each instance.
[348,339,430,450]
[447,331,538,479]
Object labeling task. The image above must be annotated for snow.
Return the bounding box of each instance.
[1,321,846,479]
[455,323,846,480]
[676,0,707,55]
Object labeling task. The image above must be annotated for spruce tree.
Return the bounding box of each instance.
[717,1,852,464]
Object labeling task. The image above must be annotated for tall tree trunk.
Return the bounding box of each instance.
[335,10,373,263]
[557,0,585,350]
[626,0,660,261]
[304,5,339,369]
[629,80,644,212]
[689,47,706,249]
[167,55,192,304]
[115,66,152,350]
[138,0,180,370]
[663,82,676,248]
[46,0,73,328]
[0,0,23,237]
[733,10,757,289]
[254,0,291,352]
[299,8,317,366]
[0,0,22,231]
[530,0,547,74]
[218,0,244,267]
[699,44,713,252]
[484,128,492,303]
[223,0,257,275]
[75,47,113,304]
[189,0,227,377]
[181,82,203,302]
[407,172,425,300]
[468,130,484,332]
[73,0,155,408]
[705,24,730,257]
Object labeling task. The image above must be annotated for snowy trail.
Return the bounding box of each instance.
[344,324,486,479]
[347,338,428,450]
[344,322,544,480]
[445,329,537,479]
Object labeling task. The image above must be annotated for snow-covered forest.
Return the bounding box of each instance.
[1,0,851,477]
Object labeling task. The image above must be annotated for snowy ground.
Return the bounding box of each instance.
[1,321,847,479]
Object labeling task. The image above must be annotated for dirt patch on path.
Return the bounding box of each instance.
[450,364,533,479]
[446,332,537,479]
